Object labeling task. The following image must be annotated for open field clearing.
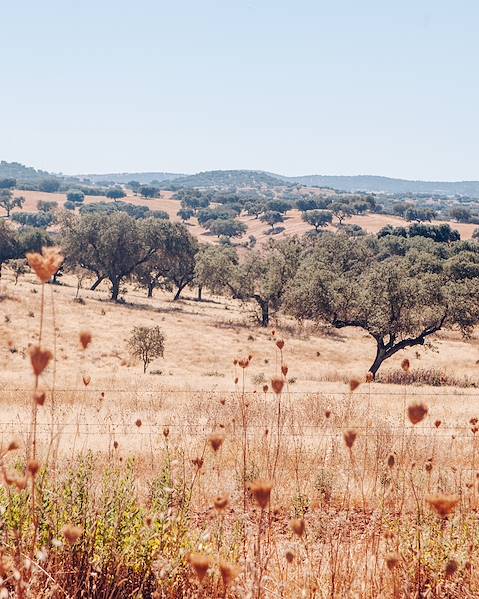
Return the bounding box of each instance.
[1,266,479,596]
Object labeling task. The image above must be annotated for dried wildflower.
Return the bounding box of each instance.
[426,494,459,518]
[82,375,91,387]
[7,441,19,452]
[62,524,83,545]
[145,516,152,527]
[213,494,229,512]
[434,419,442,428]
[425,462,433,473]
[281,364,289,376]
[385,553,399,571]
[276,339,285,350]
[343,429,357,449]
[251,479,273,509]
[349,379,360,392]
[238,358,249,369]
[27,459,40,477]
[445,558,459,577]
[387,454,395,468]
[291,518,305,537]
[262,384,268,393]
[79,331,92,349]
[34,390,46,406]
[233,359,238,366]
[470,417,478,426]
[209,433,225,452]
[285,550,295,564]
[29,346,53,376]
[401,358,410,372]
[192,457,204,469]
[163,426,170,439]
[234,377,238,384]
[188,552,210,583]
[219,561,240,587]
[407,401,428,425]
[325,410,331,419]
[271,377,284,395]
[26,247,63,283]
[113,441,119,449]
[365,371,374,383]
[13,477,27,491]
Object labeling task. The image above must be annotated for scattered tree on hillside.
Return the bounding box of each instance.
[0,220,17,277]
[60,212,174,301]
[177,207,195,222]
[449,206,472,223]
[67,190,85,204]
[404,207,436,223]
[12,211,55,228]
[128,181,141,194]
[194,245,238,300]
[37,200,58,213]
[39,179,60,193]
[331,202,353,225]
[106,188,126,202]
[285,235,479,376]
[138,185,159,199]
[0,190,25,217]
[260,210,284,232]
[301,209,333,232]
[128,326,165,373]
[204,218,247,240]
[8,259,28,285]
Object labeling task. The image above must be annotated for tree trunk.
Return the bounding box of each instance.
[254,296,269,327]
[90,275,105,291]
[173,282,187,300]
[147,281,154,298]
[111,278,121,301]
[368,343,387,377]
[197,285,202,301]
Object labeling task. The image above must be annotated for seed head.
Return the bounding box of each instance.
[365,371,374,383]
[291,518,305,537]
[62,524,83,545]
[262,384,268,393]
[281,364,289,376]
[209,433,225,452]
[7,441,19,452]
[385,553,399,571]
[238,358,249,369]
[387,454,395,468]
[276,339,285,350]
[349,379,360,392]
[192,457,204,469]
[325,410,331,419]
[434,419,442,428]
[470,417,478,426]
[26,247,63,283]
[285,550,295,563]
[425,462,433,473]
[219,561,240,587]
[343,429,357,449]
[27,459,40,477]
[82,375,91,387]
[188,552,210,583]
[407,402,428,425]
[213,494,229,512]
[29,346,53,376]
[445,558,459,577]
[34,391,46,406]
[271,377,284,395]
[401,358,410,372]
[79,331,92,349]
[251,479,273,509]
[426,494,459,518]
[135,419,142,427]
[163,426,170,439]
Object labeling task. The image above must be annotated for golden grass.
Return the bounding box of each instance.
[2,268,479,596]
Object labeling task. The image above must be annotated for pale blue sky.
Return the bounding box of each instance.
[1,0,478,179]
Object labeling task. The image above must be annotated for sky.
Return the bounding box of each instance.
[1,0,479,180]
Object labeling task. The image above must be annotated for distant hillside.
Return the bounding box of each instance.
[286,174,479,196]
[161,170,288,188]
[82,172,185,184]
[0,161,52,181]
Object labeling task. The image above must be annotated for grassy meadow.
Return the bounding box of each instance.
[0,258,479,597]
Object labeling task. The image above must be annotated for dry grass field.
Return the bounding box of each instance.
[8,188,478,244]
[1,257,479,597]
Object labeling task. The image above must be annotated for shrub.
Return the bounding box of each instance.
[128,325,165,373]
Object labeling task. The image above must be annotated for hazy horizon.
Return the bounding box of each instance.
[2,1,479,180]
